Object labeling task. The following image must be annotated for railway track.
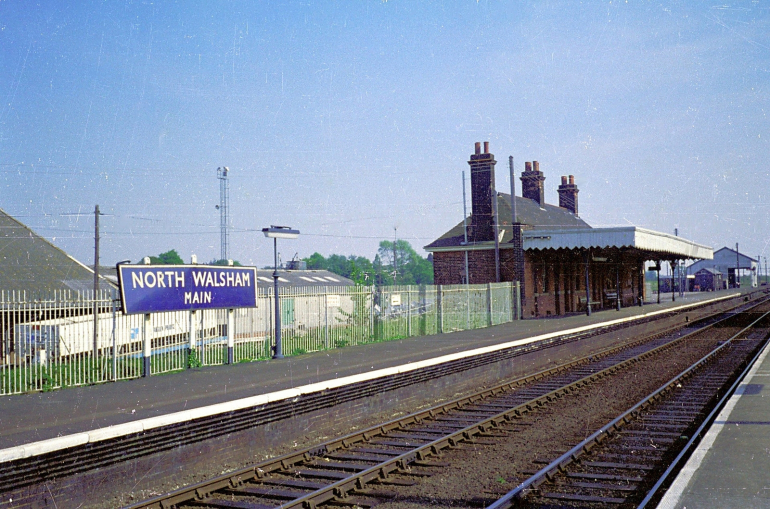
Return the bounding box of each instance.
[127,296,770,509]
[489,304,770,509]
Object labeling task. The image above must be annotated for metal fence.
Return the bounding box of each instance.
[0,282,520,395]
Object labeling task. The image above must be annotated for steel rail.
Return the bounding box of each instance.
[127,297,769,509]
[486,308,770,509]
[636,322,770,508]
[126,304,758,508]
[176,334,695,509]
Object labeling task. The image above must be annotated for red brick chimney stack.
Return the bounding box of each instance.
[521,160,546,206]
[558,174,579,216]
[468,141,497,242]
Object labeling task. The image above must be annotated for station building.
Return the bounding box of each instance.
[687,246,758,288]
[425,142,713,318]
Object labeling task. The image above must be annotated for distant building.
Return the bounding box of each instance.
[425,142,713,318]
[255,269,354,289]
[0,208,114,294]
[693,268,724,292]
[687,247,757,288]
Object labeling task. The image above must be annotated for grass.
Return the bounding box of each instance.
[2,308,511,395]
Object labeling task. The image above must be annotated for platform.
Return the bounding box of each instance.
[658,319,770,509]
[0,289,754,461]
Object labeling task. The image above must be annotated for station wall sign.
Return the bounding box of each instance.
[118,264,258,314]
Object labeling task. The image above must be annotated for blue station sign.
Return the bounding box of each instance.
[118,264,258,314]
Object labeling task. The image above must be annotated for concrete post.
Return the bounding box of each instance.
[142,313,151,377]
[437,285,444,333]
[324,292,329,349]
[407,287,412,337]
[227,308,234,364]
[189,309,197,367]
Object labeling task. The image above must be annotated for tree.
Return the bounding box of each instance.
[210,259,243,266]
[301,243,432,287]
[302,253,375,285]
[304,252,326,270]
[144,249,184,265]
[377,240,433,285]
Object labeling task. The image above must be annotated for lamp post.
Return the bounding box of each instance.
[262,225,300,359]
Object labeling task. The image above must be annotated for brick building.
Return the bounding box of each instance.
[425,142,713,317]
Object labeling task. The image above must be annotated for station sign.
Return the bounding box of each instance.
[118,264,258,314]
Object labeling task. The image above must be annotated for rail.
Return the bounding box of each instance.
[126,296,769,509]
[487,305,770,508]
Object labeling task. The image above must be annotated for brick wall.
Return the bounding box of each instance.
[435,247,646,318]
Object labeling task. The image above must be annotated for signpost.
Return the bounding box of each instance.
[117,264,258,375]
[118,265,258,314]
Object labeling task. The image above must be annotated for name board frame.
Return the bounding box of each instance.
[118,264,258,315]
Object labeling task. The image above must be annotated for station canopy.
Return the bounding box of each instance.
[523,227,713,261]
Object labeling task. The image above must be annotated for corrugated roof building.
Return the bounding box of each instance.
[0,208,114,294]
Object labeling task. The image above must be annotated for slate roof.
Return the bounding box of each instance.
[255,269,355,289]
[0,208,115,294]
[695,267,722,275]
[425,193,590,250]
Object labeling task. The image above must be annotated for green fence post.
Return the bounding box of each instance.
[487,283,493,327]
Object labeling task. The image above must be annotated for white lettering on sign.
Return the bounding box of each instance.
[191,271,250,287]
[184,291,212,304]
[327,295,340,307]
[131,271,186,289]
[390,294,401,306]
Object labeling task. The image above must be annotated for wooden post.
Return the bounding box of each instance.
[616,259,621,311]
[584,251,592,316]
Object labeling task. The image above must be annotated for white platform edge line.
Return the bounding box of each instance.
[0,293,741,464]
[656,333,770,509]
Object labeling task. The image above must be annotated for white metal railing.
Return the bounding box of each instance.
[0,282,520,395]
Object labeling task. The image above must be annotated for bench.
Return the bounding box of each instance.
[578,297,601,308]
[604,291,619,304]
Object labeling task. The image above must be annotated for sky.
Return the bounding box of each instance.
[1,1,769,270]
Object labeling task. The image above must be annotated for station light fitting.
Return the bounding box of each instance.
[262,225,300,239]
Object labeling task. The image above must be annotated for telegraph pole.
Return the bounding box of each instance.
[393,226,398,285]
[462,171,469,285]
[93,205,100,359]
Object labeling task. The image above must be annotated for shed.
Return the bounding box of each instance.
[693,267,723,292]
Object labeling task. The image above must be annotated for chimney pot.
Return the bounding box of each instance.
[525,161,532,172]
[483,141,489,154]
[533,161,539,172]
[558,174,579,215]
[474,142,481,155]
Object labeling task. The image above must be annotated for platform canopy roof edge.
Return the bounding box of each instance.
[522,227,713,261]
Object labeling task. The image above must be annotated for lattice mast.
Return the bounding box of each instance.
[217,167,230,262]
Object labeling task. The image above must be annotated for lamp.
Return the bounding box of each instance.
[262,226,300,358]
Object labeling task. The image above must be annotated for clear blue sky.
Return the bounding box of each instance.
[1,1,768,269]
